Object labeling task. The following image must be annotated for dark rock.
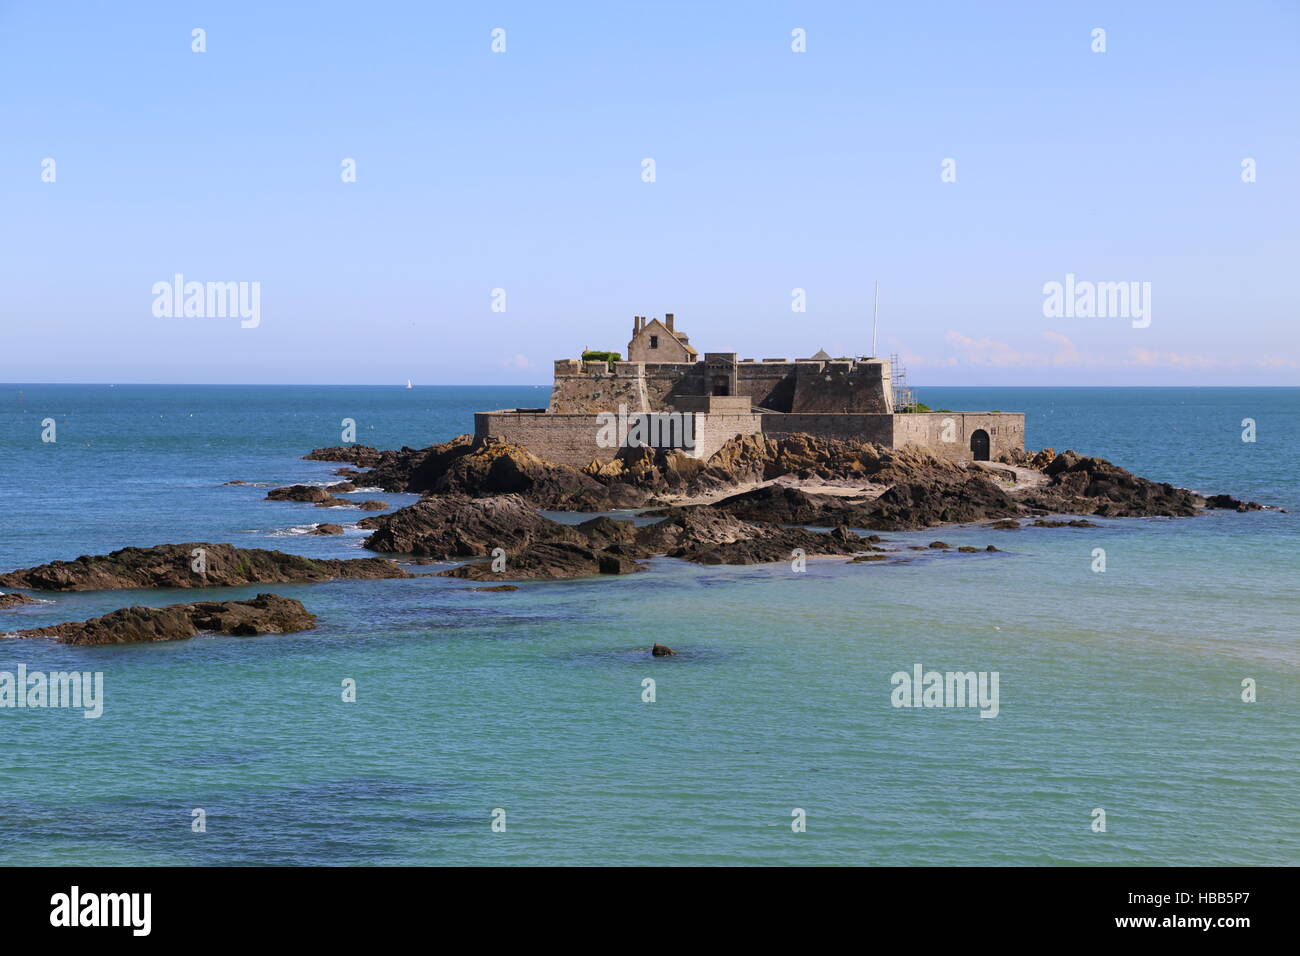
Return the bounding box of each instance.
[8,593,316,646]
[847,475,1020,531]
[465,585,519,592]
[673,525,861,566]
[363,494,581,558]
[0,543,412,592]
[651,643,677,657]
[1203,494,1264,512]
[303,445,385,467]
[1024,451,1202,518]
[711,484,850,524]
[575,515,641,548]
[439,540,645,581]
[310,524,343,535]
[928,541,951,549]
[266,484,334,503]
[987,519,1021,530]
[357,500,388,511]
[985,545,999,552]
[956,546,980,553]
[0,592,39,609]
[1030,518,1099,528]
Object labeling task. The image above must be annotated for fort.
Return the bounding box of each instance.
[475,313,1024,466]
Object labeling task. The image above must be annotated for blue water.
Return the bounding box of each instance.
[1,385,1296,865]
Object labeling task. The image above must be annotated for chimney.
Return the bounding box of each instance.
[633,315,642,334]
[665,312,675,332]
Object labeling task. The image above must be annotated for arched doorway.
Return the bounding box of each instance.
[970,429,990,461]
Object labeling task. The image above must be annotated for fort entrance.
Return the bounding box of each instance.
[970,429,991,461]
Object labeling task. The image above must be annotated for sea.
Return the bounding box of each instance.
[0,385,1296,865]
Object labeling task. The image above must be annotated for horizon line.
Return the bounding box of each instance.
[2,381,1298,390]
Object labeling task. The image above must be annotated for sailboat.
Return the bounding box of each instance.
[405,379,413,389]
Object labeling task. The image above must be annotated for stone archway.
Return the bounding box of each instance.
[970,428,990,461]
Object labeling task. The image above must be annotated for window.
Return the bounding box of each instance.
[649,335,658,349]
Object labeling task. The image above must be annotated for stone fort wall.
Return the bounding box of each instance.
[474,409,764,467]
[549,356,894,415]
[476,408,1025,467]
[892,412,1026,462]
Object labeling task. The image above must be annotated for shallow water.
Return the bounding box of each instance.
[1,385,1296,865]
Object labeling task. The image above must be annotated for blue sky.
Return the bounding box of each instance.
[1,0,1296,385]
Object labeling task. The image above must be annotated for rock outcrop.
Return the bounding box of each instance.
[0,592,39,609]
[266,484,336,503]
[0,544,413,591]
[1203,493,1264,512]
[1020,452,1202,518]
[9,594,316,645]
[303,446,385,468]
[362,494,584,557]
[298,435,1267,580]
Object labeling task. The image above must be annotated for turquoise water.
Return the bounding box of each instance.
[1,385,1296,865]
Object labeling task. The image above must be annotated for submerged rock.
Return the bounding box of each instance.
[1203,494,1264,512]
[7,593,316,645]
[0,592,39,609]
[651,643,677,657]
[0,543,412,591]
[309,524,344,535]
[440,540,645,581]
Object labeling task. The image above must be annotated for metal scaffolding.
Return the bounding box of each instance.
[890,353,915,410]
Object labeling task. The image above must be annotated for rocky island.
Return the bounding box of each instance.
[6,594,316,645]
[294,431,1262,581]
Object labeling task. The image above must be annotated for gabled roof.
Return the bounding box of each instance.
[640,317,697,356]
